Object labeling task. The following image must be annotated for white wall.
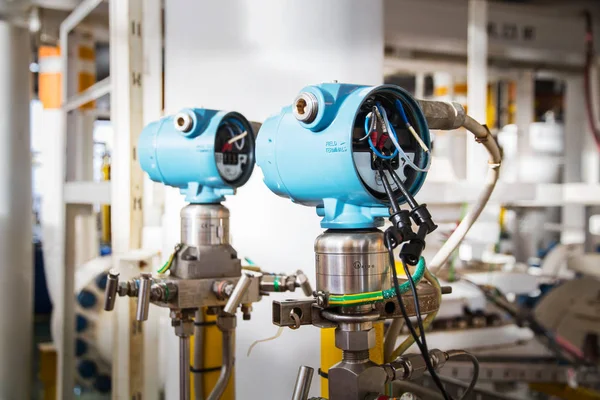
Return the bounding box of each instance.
[163,0,383,398]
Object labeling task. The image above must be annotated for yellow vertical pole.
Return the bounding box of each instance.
[101,154,111,244]
[38,343,57,400]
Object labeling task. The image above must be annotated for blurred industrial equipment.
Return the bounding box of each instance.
[2,0,600,400]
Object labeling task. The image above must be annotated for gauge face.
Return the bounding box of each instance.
[214,116,254,185]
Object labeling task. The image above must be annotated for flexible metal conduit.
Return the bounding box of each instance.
[417,100,502,274]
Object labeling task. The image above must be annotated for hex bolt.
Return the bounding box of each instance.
[173,111,194,133]
[292,92,318,123]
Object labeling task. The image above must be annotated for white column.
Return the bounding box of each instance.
[110,1,153,399]
[466,0,489,181]
[415,72,425,99]
[562,76,587,244]
[142,0,165,233]
[163,1,383,398]
[515,70,534,159]
[141,0,163,397]
[0,21,32,400]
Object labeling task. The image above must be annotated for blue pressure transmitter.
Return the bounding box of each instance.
[138,108,255,203]
[256,83,431,229]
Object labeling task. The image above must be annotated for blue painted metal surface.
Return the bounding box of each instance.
[76,314,88,332]
[77,359,98,379]
[138,108,255,203]
[256,83,430,229]
[77,290,97,309]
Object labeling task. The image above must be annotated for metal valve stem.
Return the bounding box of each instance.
[104,270,120,311]
[292,365,314,400]
[223,273,252,315]
[136,273,152,321]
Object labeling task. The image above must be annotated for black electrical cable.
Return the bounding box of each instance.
[385,162,419,210]
[445,350,480,400]
[384,233,452,400]
[399,253,453,400]
[378,165,451,400]
[373,113,451,398]
[399,256,429,355]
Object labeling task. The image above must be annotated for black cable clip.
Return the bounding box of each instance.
[189,365,222,374]
[317,368,329,379]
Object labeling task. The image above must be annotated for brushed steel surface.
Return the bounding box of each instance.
[315,229,391,294]
[172,204,240,279]
[180,203,230,247]
[150,274,262,309]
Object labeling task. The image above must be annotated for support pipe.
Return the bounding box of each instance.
[207,318,235,400]
[417,99,502,273]
[0,20,32,400]
[292,366,314,400]
[383,319,404,363]
[180,336,191,400]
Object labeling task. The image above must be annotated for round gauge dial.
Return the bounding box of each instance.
[214,116,254,185]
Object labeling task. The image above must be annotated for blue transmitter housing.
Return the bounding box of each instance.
[138,108,255,203]
[256,83,431,229]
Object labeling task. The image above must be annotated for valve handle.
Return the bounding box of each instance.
[104,270,120,311]
[295,270,313,297]
[223,273,252,315]
[291,365,314,400]
[136,273,152,321]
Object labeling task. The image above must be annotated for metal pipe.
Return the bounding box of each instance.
[223,273,251,315]
[0,20,32,400]
[417,100,466,130]
[383,319,404,363]
[291,365,314,400]
[60,0,104,37]
[63,77,111,112]
[193,310,204,400]
[180,336,191,400]
[59,0,103,110]
[430,115,502,274]
[206,329,234,400]
[103,270,119,311]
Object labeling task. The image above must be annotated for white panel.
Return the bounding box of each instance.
[110,0,148,399]
[164,1,383,398]
[562,76,587,243]
[64,181,111,204]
